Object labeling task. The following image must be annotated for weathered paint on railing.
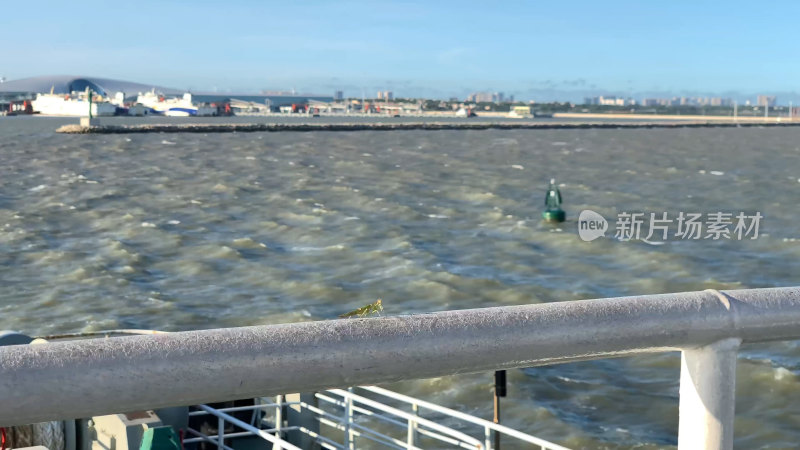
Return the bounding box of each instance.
[1,287,799,449]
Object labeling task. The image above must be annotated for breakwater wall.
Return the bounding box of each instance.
[55,121,800,134]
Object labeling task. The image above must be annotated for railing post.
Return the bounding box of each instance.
[678,338,740,450]
[344,388,355,450]
[407,403,419,448]
[273,395,283,450]
[286,393,319,449]
[493,370,506,450]
[217,416,225,450]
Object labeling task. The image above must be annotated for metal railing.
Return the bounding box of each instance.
[354,386,570,450]
[1,287,800,449]
[321,388,483,449]
[181,386,567,450]
[318,387,569,450]
[184,400,301,450]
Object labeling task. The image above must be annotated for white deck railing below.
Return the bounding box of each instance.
[1,287,800,449]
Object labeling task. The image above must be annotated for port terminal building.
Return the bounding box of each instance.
[0,75,332,112]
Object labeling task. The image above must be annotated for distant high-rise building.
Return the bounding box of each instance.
[585,96,630,106]
[376,90,394,101]
[496,92,504,102]
[595,96,626,106]
[334,90,343,101]
[757,95,777,107]
[708,98,732,107]
[468,92,496,103]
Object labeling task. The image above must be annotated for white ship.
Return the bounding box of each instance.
[507,105,532,118]
[31,92,116,117]
[136,91,217,116]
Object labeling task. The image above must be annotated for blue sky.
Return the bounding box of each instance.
[2,1,799,102]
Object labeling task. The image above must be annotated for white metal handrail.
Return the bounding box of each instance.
[359,386,570,450]
[314,386,568,449]
[184,397,303,449]
[194,404,301,450]
[325,388,483,449]
[183,386,560,450]
[2,287,800,449]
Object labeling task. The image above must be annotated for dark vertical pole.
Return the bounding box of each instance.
[493,370,506,449]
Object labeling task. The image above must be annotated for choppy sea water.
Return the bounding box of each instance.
[2,116,800,448]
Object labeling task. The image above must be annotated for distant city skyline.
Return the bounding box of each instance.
[2,1,800,103]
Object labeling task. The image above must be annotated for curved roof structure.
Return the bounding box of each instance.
[0,75,181,97]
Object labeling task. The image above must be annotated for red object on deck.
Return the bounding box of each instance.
[8,101,34,115]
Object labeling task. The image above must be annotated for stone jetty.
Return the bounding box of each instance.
[55,121,800,134]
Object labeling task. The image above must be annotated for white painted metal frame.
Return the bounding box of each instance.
[2,287,800,449]
[183,386,562,450]
[357,386,571,450]
[317,387,568,449]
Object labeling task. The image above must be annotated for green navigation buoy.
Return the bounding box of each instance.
[542,178,566,223]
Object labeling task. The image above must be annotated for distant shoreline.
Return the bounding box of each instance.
[56,120,800,134]
[553,112,793,122]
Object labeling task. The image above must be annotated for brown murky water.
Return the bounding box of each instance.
[2,116,799,448]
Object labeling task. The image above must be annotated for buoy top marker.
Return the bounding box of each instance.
[542,179,566,223]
